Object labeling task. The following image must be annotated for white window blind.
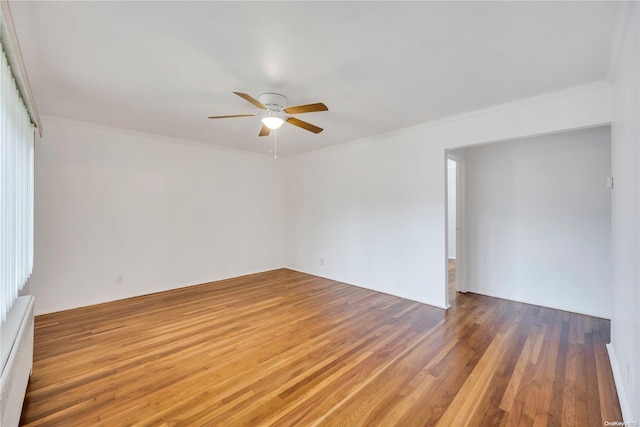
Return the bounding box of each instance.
[0,40,35,323]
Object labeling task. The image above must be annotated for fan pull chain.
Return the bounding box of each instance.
[271,129,277,159]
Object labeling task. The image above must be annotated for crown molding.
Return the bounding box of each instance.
[40,115,279,160]
[288,80,611,160]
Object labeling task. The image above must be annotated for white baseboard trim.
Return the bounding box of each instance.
[607,343,633,423]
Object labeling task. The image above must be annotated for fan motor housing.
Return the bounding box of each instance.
[259,93,287,110]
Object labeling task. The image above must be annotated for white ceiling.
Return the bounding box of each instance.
[10,1,619,157]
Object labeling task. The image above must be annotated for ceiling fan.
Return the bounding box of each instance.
[208,92,328,137]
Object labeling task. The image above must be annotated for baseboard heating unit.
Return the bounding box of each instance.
[1,295,35,427]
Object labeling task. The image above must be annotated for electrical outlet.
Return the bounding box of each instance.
[115,275,123,284]
[320,258,324,266]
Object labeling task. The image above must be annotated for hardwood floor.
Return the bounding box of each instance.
[20,269,622,426]
[448,258,456,303]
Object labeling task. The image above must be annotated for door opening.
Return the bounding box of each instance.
[445,152,466,308]
[446,158,457,305]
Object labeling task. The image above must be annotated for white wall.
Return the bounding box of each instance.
[286,132,446,306]
[285,82,612,309]
[31,82,613,316]
[463,128,611,318]
[447,159,456,259]
[31,117,286,315]
[610,3,640,422]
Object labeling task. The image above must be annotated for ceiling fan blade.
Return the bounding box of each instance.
[258,125,271,137]
[286,117,323,134]
[233,92,267,109]
[208,114,256,119]
[284,103,328,114]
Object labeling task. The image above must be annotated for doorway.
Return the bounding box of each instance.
[445,152,466,308]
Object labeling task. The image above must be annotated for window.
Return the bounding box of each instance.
[0,38,35,323]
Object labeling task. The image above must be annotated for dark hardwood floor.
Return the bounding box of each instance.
[20,268,622,426]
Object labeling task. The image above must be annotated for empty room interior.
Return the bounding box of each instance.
[1,1,639,426]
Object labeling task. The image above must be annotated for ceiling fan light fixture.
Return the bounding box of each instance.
[261,114,285,130]
[209,92,327,136]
